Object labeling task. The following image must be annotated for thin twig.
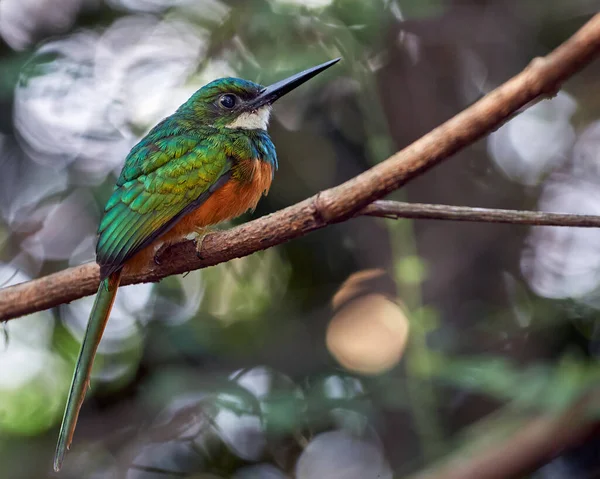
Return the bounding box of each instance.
[2,13,600,321]
[362,201,600,227]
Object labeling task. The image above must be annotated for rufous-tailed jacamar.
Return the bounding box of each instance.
[53,58,340,471]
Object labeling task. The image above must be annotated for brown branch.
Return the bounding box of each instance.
[362,201,600,227]
[408,391,600,479]
[2,13,600,321]
[3,194,600,323]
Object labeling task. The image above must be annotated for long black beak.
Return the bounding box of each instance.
[248,58,341,110]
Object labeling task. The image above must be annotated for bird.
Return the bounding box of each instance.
[53,57,340,471]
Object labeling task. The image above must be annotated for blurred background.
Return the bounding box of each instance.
[1,0,600,477]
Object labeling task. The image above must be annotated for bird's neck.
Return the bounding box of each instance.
[218,128,278,170]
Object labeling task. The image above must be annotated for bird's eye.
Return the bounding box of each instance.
[219,94,236,109]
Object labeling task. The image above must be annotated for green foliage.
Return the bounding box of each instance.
[437,354,600,415]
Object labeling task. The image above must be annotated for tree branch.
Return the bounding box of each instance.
[408,390,600,479]
[3,199,600,322]
[362,201,600,227]
[2,13,600,321]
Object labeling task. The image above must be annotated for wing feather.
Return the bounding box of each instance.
[96,130,233,279]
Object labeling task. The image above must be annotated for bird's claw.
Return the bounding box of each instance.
[195,234,207,260]
[192,227,213,260]
[154,243,168,265]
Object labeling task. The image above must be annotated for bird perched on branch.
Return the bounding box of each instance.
[53,58,340,471]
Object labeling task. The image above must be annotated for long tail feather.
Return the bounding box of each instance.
[53,270,122,471]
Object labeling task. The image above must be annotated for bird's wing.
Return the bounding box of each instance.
[115,118,202,186]
[96,132,231,278]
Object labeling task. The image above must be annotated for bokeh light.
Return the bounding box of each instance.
[327,293,409,374]
[0,264,69,435]
[296,430,392,479]
[488,91,577,186]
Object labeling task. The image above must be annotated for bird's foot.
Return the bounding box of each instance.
[153,243,168,265]
[152,228,214,264]
[193,227,214,260]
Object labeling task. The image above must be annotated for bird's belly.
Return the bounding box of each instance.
[171,159,273,234]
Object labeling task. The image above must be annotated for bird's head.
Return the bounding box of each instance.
[185,58,340,130]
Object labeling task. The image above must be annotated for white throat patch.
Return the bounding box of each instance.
[225,106,271,130]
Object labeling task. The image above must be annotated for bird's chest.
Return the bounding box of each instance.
[172,158,273,235]
[226,158,274,217]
